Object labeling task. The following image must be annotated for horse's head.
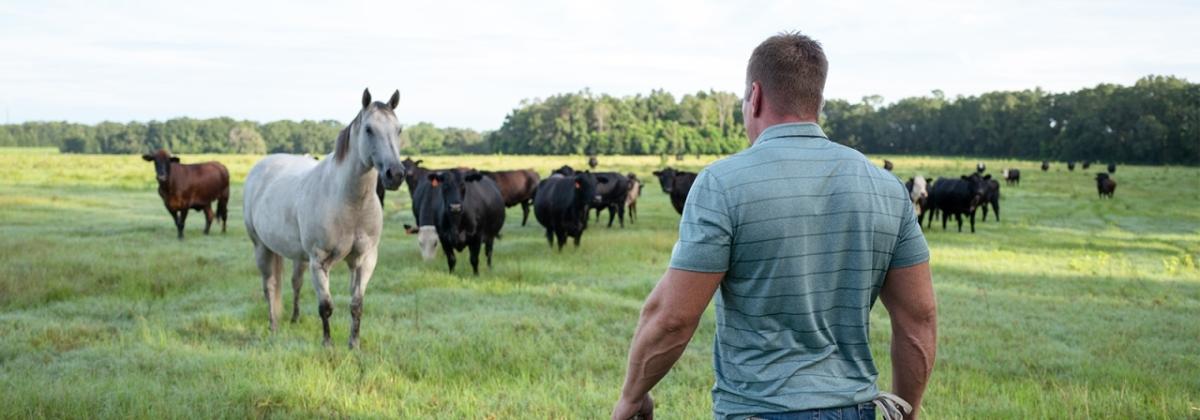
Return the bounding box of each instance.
[141,149,179,184]
[337,88,406,190]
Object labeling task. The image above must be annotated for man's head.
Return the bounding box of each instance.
[743,32,828,143]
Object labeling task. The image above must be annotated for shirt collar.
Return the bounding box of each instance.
[751,122,828,147]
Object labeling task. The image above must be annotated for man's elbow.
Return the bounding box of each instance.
[641,303,696,335]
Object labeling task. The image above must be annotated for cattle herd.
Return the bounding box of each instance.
[901,160,1119,234]
[136,92,1127,348]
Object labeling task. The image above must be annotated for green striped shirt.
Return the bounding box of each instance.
[669,122,929,419]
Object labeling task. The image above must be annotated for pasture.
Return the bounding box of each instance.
[0,148,1198,418]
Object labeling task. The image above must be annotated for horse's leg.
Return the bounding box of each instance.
[347,251,376,350]
[203,204,215,234]
[290,259,306,323]
[176,209,188,240]
[468,238,482,276]
[309,259,334,347]
[254,245,283,332]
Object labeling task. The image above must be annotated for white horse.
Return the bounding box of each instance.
[243,89,406,349]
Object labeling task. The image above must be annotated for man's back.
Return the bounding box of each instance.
[669,122,929,417]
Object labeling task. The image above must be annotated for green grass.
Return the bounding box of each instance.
[1,148,1198,418]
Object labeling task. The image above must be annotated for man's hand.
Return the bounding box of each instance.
[611,393,653,420]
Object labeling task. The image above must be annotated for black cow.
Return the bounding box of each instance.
[405,171,505,275]
[980,177,1001,222]
[976,162,986,173]
[1003,168,1020,186]
[883,159,894,171]
[550,165,576,178]
[653,167,698,215]
[1107,162,1117,174]
[928,174,989,233]
[1068,161,1076,171]
[1041,161,1050,171]
[590,172,631,228]
[1082,160,1092,169]
[1095,173,1117,198]
[588,156,599,170]
[534,172,606,250]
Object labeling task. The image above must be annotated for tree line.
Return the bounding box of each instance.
[1,75,1193,164]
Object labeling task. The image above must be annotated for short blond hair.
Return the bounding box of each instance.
[746,32,828,117]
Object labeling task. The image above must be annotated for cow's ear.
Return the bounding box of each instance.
[403,224,417,234]
[142,154,153,162]
[983,174,991,180]
[465,173,482,182]
[652,171,661,176]
[596,176,609,184]
[169,157,180,163]
[926,178,933,184]
[415,159,423,166]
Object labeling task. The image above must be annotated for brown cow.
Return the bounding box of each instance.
[142,149,230,240]
[625,173,642,223]
[480,169,540,226]
[1095,173,1117,198]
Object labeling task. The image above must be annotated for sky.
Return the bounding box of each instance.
[1,0,1196,130]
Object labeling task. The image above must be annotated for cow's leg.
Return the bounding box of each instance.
[290,259,306,323]
[617,203,625,228]
[203,204,215,234]
[442,243,457,273]
[309,259,334,347]
[956,213,963,232]
[629,203,636,224]
[573,232,582,248]
[175,210,188,240]
[544,229,554,248]
[941,211,948,231]
[520,201,531,226]
[555,230,568,252]
[484,236,495,269]
[969,212,976,233]
[254,245,283,332]
[981,204,989,221]
[993,202,1000,222]
[347,251,376,349]
[468,239,482,276]
[607,205,617,228]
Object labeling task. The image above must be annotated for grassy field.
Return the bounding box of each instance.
[1,149,1198,418]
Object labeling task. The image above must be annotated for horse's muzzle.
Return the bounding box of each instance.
[380,164,405,190]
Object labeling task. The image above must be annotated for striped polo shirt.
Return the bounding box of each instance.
[669,122,929,419]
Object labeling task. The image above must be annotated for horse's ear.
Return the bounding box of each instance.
[169,157,180,163]
[362,88,372,108]
[388,90,400,110]
[142,154,153,162]
[334,125,350,163]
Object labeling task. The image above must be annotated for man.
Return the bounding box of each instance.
[612,33,937,420]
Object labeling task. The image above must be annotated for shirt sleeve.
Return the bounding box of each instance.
[890,192,930,269]
[668,170,733,273]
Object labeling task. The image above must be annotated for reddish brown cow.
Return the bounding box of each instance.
[480,169,541,226]
[142,149,230,239]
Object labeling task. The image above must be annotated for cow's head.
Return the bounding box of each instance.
[653,167,678,194]
[141,149,179,183]
[404,224,440,261]
[962,173,989,213]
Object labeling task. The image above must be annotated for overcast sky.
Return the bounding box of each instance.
[2,0,1196,130]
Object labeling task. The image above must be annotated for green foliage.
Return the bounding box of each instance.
[822,75,1198,165]
[0,150,1198,418]
[488,89,747,155]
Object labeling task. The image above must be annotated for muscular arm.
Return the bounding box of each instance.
[612,268,723,419]
[879,262,937,419]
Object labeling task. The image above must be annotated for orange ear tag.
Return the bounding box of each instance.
[431,179,440,187]
[574,181,581,189]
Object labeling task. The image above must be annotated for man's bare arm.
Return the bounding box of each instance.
[611,268,723,420]
[880,262,937,419]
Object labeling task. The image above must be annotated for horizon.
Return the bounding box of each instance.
[3,0,1197,130]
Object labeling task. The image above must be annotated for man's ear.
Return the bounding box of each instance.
[142,154,153,162]
[748,81,764,118]
[169,157,180,163]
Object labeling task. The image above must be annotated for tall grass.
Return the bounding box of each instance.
[0,149,1197,418]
